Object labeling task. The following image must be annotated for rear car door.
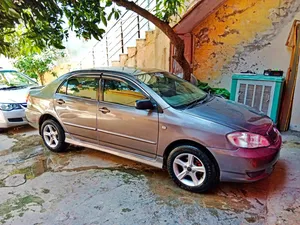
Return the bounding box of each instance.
[97,76,159,158]
[54,75,99,144]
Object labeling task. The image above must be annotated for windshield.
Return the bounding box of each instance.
[136,72,207,108]
[0,71,36,89]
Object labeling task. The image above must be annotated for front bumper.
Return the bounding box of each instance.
[0,109,28,128]
[210,134,282,182]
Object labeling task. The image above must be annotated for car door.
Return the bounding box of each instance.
[54,75,99,144]
[97,76,159,158]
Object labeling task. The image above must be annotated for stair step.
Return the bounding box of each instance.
[127,47,137,67]
[145,30,155,40]
[136,38,146,45]
[127,47,137,57]
[111,60,121,67]
[119,54,128,66]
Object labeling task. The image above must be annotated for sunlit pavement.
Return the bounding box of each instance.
[0,125,299,225]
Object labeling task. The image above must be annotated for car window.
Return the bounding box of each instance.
[65,77,98,100]
[0,74,5,85]
[58,80,67,94]
[136,72,207,108]
[103,79,146,107]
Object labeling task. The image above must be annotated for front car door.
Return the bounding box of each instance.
[97,75,159,158]
[54,75,99,144]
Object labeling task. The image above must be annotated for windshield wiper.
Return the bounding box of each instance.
[0,85,27,90]
[186,92,211,109]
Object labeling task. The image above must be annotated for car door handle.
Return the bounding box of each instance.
[56,99,65,104]
[99,107,110,114]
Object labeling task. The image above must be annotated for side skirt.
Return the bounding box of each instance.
[65,133,163,169]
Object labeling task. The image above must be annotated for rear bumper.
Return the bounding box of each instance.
[25,108,41,130]
[0,109,28,128]
[210,135,282,182]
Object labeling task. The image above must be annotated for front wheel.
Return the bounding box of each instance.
[167,145,219,193]
[41,119,69,152]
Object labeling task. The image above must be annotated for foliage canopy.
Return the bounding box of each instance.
[1,0,185,57]
[13,49,64,85]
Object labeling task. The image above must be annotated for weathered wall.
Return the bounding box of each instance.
[192,0,300,88]
[43,62,73,84]
[192,0,300,131]
[112,28,170,71]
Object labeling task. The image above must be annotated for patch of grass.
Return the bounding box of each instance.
[1,213,13,223]
[97,167,145,184]
[111,168,144,184]
[245,216,257,223]
[208,208,219,218]
[0,195,44,223]
[10,167,35,180]
[10,159,47,180]
[0,179,5,187]
[10,135,43,152]
[122,208,132,213]
[41,188,50,194]
[121,173,135,184]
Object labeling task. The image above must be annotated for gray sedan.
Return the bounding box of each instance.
[26,68,281,193]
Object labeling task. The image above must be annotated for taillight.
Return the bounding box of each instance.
[227,132,270,148]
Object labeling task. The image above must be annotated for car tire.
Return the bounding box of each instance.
[167,145,219,193]
[41,119,69,152]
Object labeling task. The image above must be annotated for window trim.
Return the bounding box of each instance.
[55,72,163,112]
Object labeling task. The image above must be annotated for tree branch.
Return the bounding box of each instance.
[112,0,192,81]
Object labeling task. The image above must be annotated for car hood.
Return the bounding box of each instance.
[184,97,273,134]
[0,86,33,103]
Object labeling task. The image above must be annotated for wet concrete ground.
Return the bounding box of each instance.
[0,126,299,225]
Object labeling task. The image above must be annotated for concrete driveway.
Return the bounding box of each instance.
[0,126,299,225]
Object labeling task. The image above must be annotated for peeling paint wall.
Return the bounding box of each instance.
[192,0,300,88]
[192,0,300,131]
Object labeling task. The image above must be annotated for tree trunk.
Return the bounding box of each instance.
[112,0,192,81]
[39,74,45,85]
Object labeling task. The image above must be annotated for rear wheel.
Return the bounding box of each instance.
[167,145,219,193]
[41,119,69,152]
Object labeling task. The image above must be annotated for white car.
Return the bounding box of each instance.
[0,69,39,130]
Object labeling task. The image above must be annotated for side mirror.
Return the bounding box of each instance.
[135,99,154,110]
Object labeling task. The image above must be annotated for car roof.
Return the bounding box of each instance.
[69,67,165,77]
[0,69,17,72]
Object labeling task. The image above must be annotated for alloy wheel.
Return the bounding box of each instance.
[43,124,59,148]
[173,153,206,187]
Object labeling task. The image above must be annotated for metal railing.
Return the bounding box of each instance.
[77,0,156,69]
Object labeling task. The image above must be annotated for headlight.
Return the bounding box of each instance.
[227,132,270,148]
[0,103,22,111]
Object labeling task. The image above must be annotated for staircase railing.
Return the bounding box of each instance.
[77,0,156,69]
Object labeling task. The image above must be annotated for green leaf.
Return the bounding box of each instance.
[101,13,107,26]
[105,0,112,7]
[52,43,65,49]
[108,10,114,21]
[114,11,120,20]
[8,8,20,18]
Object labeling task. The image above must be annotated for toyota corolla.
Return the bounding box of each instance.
[26,68,281,193]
